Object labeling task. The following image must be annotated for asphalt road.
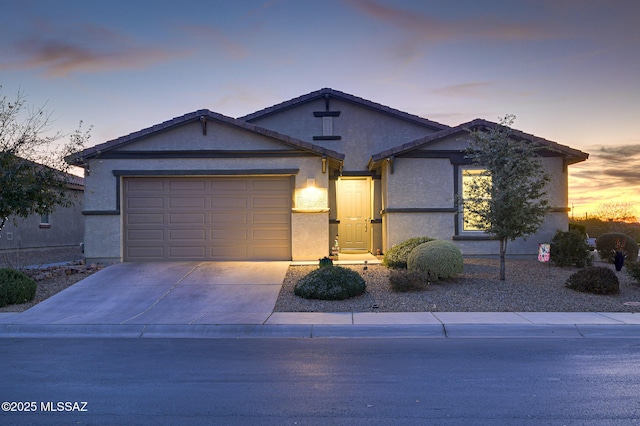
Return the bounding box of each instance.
[1,338,639,425]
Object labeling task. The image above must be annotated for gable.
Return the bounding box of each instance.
[67,109,344,167]
[369,119,589,170]
[240,88,450,171]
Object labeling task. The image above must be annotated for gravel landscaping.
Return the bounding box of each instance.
[2,249,639,314]
[274,257,640,313]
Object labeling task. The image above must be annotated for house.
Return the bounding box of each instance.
[67,88,588,263]
[0,173,84,256]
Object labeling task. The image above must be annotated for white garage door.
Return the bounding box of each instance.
[123,176,292,261]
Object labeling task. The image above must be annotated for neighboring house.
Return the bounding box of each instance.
[0,174,84,252]
[67,88,588,263]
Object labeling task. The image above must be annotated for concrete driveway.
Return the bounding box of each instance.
[4,262,290,325]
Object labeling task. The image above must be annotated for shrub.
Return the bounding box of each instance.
[294,266,366,300]
[565,266,620,295]
[596,233,638,263]
[389,269,430,292]
[0,268,37,308]
[407,240,463,281]
[550,229,593,268]
[383,236,435,269]
[318,256,333,268]
[626,261,640,285]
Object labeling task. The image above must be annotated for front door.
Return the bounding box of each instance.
[337,177,371,252]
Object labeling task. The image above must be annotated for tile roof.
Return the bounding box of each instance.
[66,109,345,166]
[239,87,450,132]
[369,118,589,168]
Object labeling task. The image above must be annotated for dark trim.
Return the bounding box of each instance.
[381,207,457,214]
[399,150,472,165]
[99,150,316,159]
[82,210,120,216]
[330,171,380,179]
[313,136,342,141]
[313,111,341,117]
[113,169,300,177]
[452,235,496,241]
[329,219,340,224]
[370,218,382,224]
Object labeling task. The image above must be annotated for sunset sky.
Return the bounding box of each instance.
[1,0,638,219]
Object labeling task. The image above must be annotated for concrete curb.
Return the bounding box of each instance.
[1,323,639,339]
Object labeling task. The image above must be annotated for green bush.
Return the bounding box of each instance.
[565,266,620,295]
[550,229,593,268]
[294,266,366,300]
[626,261,640,285]
[0,268,37,308]
[407,240,463,281]
[383,236,435,269]
[596,233,639,263]
[389,269,430,292]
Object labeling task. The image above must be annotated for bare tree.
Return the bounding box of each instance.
[0,86,90,237]
[594,202,637,223]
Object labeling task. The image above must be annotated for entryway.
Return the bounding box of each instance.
[337,177,371,253]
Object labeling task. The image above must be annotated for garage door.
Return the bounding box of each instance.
[123,176,292,261]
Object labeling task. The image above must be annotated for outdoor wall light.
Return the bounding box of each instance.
[306,178,316,188]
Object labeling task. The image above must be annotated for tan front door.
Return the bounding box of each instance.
[337,177,371,252]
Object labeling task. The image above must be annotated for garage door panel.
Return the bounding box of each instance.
[127,197,165,209]
[212,197,248,209]
[169,197,206,208]
[169,179,206,191]
[127,246,165,258]
[123,176,291,261]
[211,179,248,191]
[253,180,290,191]
[169,229,206,240]
[211,229,247,240]
[253,197,290,208]
[128,213,164,224]
[169,213,206,224]
[126,179,164,191]
[211,212,247,224]
[128,229,165,241]
[169,246,206,258]
[253,213,289,224]
[253,229,289,240]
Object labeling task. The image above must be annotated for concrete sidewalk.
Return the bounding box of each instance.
[2,310,639,339]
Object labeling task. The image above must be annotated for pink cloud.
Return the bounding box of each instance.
[1,23,189,78]
[344,0,561,43]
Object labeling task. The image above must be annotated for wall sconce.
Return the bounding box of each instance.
[306,178,316,188]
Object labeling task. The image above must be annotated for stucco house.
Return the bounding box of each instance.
[0,174,84,255]
[67,88,588,263]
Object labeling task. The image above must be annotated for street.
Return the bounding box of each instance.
[1,338,639,425]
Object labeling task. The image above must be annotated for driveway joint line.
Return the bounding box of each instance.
[120,262,204,324]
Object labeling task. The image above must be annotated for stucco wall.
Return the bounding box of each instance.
[82,124,329,262]
[379,136,572,256]
[0,188,84,251]
[247,98,438,171]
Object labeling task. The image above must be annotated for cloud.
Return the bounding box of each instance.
[344,0,561,43]
[0,23,188,77]
[568,143,640,214]
[432,82,495,98]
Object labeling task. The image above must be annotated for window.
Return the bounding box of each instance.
[39,213,51,228]
[461,168,491,231]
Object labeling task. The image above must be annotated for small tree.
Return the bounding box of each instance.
[0,86,90,238]
[460,115,551,280]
